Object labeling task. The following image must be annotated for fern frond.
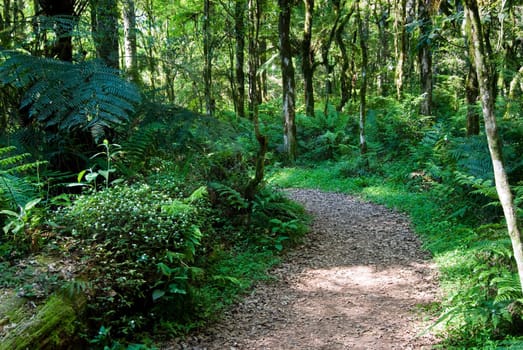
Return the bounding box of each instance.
[209,182,248,210]
[0,146,40,209]
[0,51,141,141]
[119,122,164,173]
[493,273,523,303]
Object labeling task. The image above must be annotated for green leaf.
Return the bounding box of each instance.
[152,289,165,301]
[157,262,172,277]
[168,283,187,295]
[85,172,99,183]
[77,169,87,183]
[24,198,41,211]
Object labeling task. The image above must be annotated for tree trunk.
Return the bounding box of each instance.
[39,0,78,62]
[91,0,119,68]
[244,0,267,201]
[335,2,353,112]
[203,0,214,117]
[0,0,11,47]
[418,0,432,115]
[356,0,367,155]
[255,0,267,104]
[248,0,259,118]
[279,0,297,163]
[394,0,407,99]
[258,36,268,102]
[374,2,389,96]
[122,0,139,82]
[465,0,523,293]
[302,0,314,117]
[465,59,480,136]
[234,0,246,118]
[143,0,159,98]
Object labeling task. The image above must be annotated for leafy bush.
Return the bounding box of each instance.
[54,183,212,339]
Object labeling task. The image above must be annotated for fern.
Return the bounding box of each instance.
[0,146,39,210]
[120,122,164,172]
[493,273,523,304]
[0,50,141,141]
[209,182,248,210]
[449,136,493,179]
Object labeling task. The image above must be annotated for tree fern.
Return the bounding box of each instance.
[0,50,141,141]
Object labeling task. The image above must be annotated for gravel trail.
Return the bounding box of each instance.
[167,189,439,349]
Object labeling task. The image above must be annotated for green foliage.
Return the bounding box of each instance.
[0,146,39,211]
[0,146,44,256]
[74,139,124,190]
[0,51,141,142]
[54,183,212,339]
[297,110,353,161]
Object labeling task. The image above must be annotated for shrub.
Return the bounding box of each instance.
[54,183,212,340]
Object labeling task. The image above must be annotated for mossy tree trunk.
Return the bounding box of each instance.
[0,293,86,350]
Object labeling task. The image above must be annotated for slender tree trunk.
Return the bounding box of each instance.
[234,0,246,118]
[244,0,267,201]
[256,0,267,103]
[248,0,259,117]
[321,2,342,116]
[465,60,480,136]
[418,0,432,115]
[91,0,120,68]
[279,0,297,163]
[258,36,268,102]
[302,0,314,117]
[203,0,214,117]
[394,0,407,99]
[465,0,523,293]
[1,0,11,47]
[335,2,353,111]
[122,0,139,82]
[356,0,367,155]
[375,2,389,96]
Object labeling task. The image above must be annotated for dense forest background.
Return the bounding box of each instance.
[1,0,523,348]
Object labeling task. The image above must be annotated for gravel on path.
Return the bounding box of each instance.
[166,189,440,350]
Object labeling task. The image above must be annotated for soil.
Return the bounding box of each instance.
[165,189,440,350]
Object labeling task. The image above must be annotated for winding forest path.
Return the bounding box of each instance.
[168,189,440,349]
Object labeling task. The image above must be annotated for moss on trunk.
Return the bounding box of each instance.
[0,293,86,350]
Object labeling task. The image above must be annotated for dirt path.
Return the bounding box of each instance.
[167,189,439,349]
